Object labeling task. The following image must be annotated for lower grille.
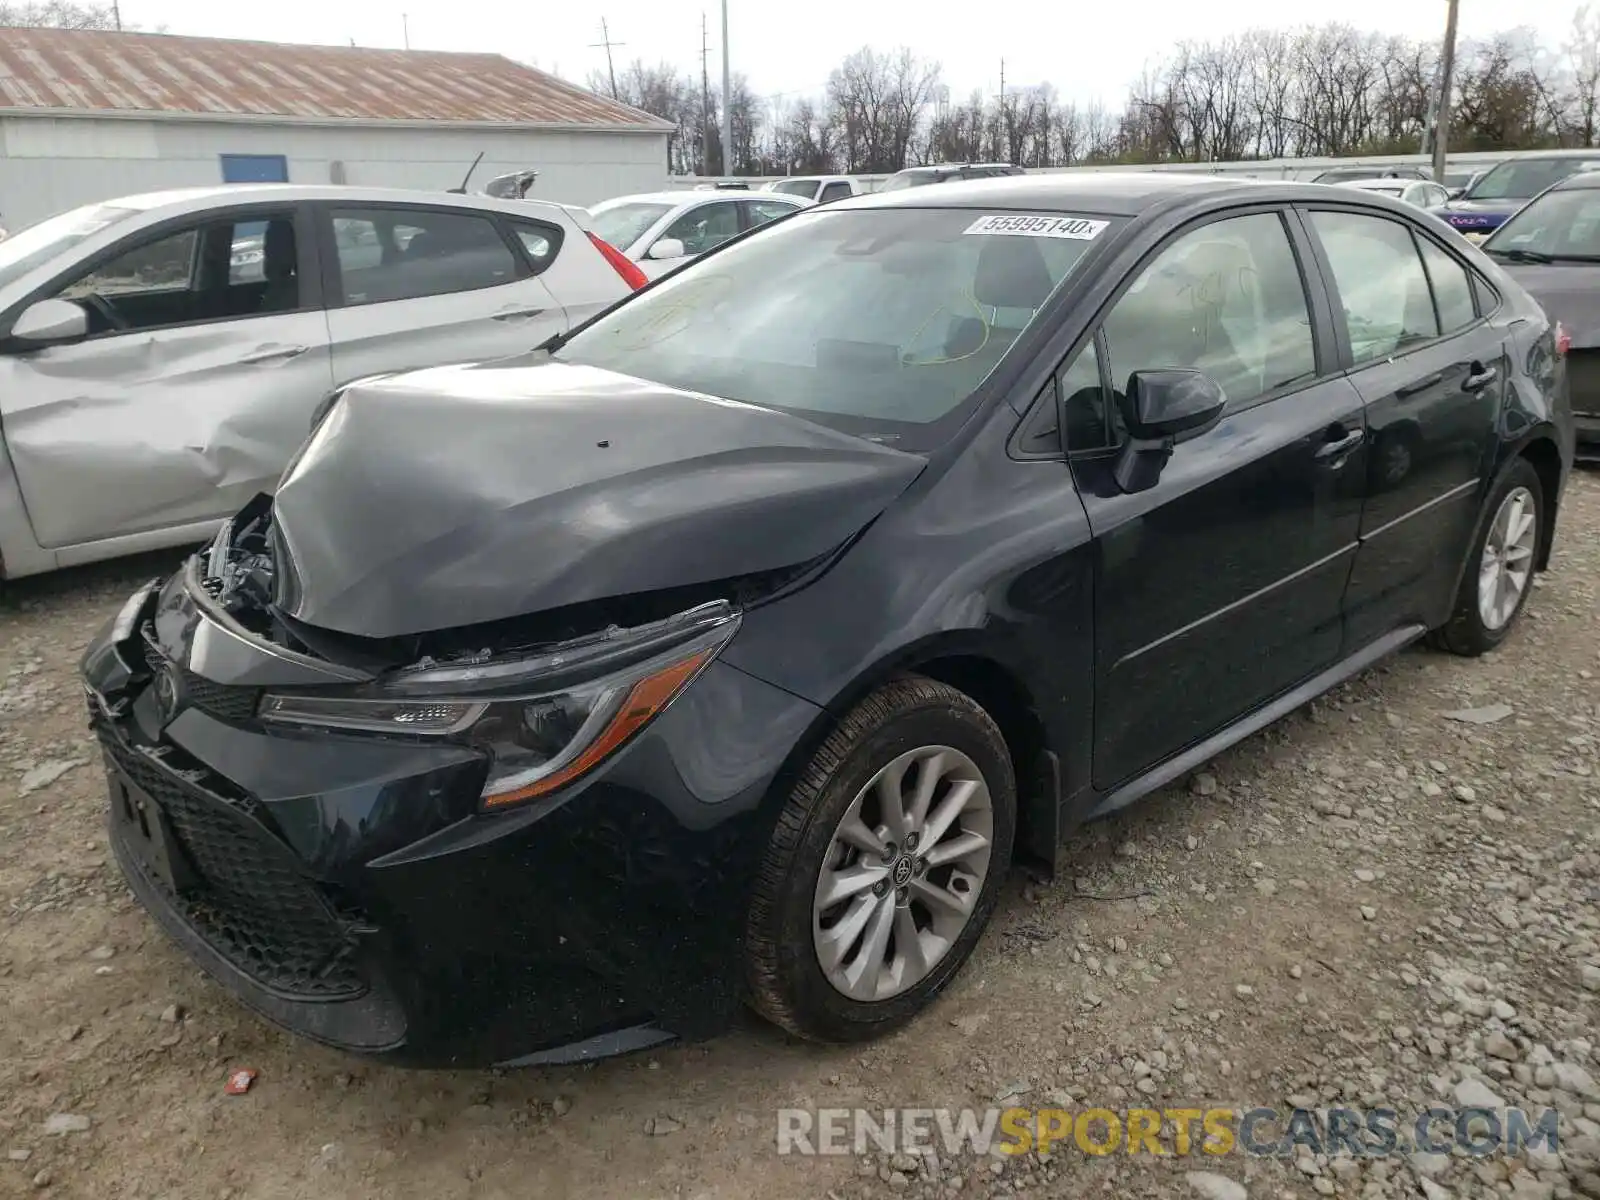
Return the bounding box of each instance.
[1569,349,1600,415]
[141,624,261,724]
[103,731,366,1000]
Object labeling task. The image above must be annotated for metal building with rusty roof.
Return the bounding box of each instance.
[0,28,676,228]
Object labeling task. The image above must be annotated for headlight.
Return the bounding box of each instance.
[260,601,739,810]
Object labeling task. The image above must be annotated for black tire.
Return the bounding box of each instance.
[745,675,1016,1043]
[1429,456,1544,657]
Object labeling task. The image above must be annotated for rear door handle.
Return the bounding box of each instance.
[1314,428,1366,463]
[1464,363,1499,392]
[238,344,309,365]
[493,307,546,322]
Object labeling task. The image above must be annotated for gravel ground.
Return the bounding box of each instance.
[0,471,1595,1200]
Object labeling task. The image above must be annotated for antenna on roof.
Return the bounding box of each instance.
[447,151,484,195]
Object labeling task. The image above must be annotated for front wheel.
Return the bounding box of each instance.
[744,676,1015,1043]
[1430,456,1543,657]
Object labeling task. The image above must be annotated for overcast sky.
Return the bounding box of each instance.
[122,0,1546,107]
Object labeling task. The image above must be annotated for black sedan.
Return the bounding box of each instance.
[82,174,1575,1068]
[1480,169,1600,460]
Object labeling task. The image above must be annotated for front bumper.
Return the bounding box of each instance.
[83,568,821,1067]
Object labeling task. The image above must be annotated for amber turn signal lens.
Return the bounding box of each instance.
[479,648,712,809]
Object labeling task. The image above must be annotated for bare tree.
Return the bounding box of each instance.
[0,1,119,27]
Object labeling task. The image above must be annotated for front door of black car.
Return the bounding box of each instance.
[1302,209,1507,647]
[1061,209,1370,788]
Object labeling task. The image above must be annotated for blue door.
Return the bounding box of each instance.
[219,154,289,183]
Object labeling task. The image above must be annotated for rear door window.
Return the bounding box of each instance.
[1309,211,1439,363]
[818,181,853,203]
[1415,237,1477,333]
[741,199,802,229]
[329,207,518,306]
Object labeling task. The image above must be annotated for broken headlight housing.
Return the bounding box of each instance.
[260,601,739,810]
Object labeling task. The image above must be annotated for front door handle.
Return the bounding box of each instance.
[238,344,309,365]
[493,307,546,322]
[1464,362,1499,392]
[1315,427,1366,463]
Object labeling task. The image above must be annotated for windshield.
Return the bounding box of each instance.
[1467,158,1597,202]
[589,202,673,252]
[770,179,818,198]
[555,207,1120,450]
[0,202,140,294]
[880,172,940,192]
[1484,187,1600,259]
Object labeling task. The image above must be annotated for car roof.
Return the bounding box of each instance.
[92,183,586,221]
[1342,178,1413,190]
[595,190,808,208]
[839,171,1259,215]
[833,170,1458,219]
[1550,170,1600,191]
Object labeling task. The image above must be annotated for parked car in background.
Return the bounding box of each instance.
[879,163,1026,190]
[84,173,1571,1070]
[1443,166,1493,198]
[1440,151,1600,242]
[587,189,810,280]
[763,175,869,204]
[0,184,642,579]
[1482,170,1600,460]
[1338,177,1451,210]
[1310,164,1434,184]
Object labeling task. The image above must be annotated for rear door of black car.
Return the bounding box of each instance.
[1298,206,1506,647]
[1058,206,1370,788]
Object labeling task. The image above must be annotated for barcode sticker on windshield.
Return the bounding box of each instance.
[963,214,1108,240]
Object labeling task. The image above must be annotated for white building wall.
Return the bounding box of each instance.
[0,117,671,230]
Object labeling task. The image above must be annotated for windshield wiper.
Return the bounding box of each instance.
[1488,247,1553,263]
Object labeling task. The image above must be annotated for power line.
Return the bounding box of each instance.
[588,18,626,100]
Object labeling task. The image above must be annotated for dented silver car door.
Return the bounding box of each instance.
[0,310,334,548]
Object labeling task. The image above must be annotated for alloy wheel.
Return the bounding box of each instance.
[812,745,994,1002]
[1477,485,1537,632]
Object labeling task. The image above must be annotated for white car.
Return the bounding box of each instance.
[587,190,811,280]
[1338,177,1451,211]
[0,184,642,578]
[761,175,868,204]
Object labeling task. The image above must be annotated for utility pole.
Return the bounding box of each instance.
[589,18,625,100]
[401,13,410,50]
[998,58,1009,163]
[111,0,122,30]
[700,13,713,176]
[720,0,732,178]
[1432,0,1460,181]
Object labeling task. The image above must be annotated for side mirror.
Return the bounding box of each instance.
[1113,369,1227,494]
[10,298,88,347]
[646,238,687,261]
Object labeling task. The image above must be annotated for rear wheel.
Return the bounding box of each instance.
[745,676,1015,1043]
[1430,457,1543,656]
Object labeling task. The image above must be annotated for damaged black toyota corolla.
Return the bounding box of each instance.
[83,175,1574,1068]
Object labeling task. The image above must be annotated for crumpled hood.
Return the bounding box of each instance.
[1499,262,1600,346]
[269,358,927,639]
